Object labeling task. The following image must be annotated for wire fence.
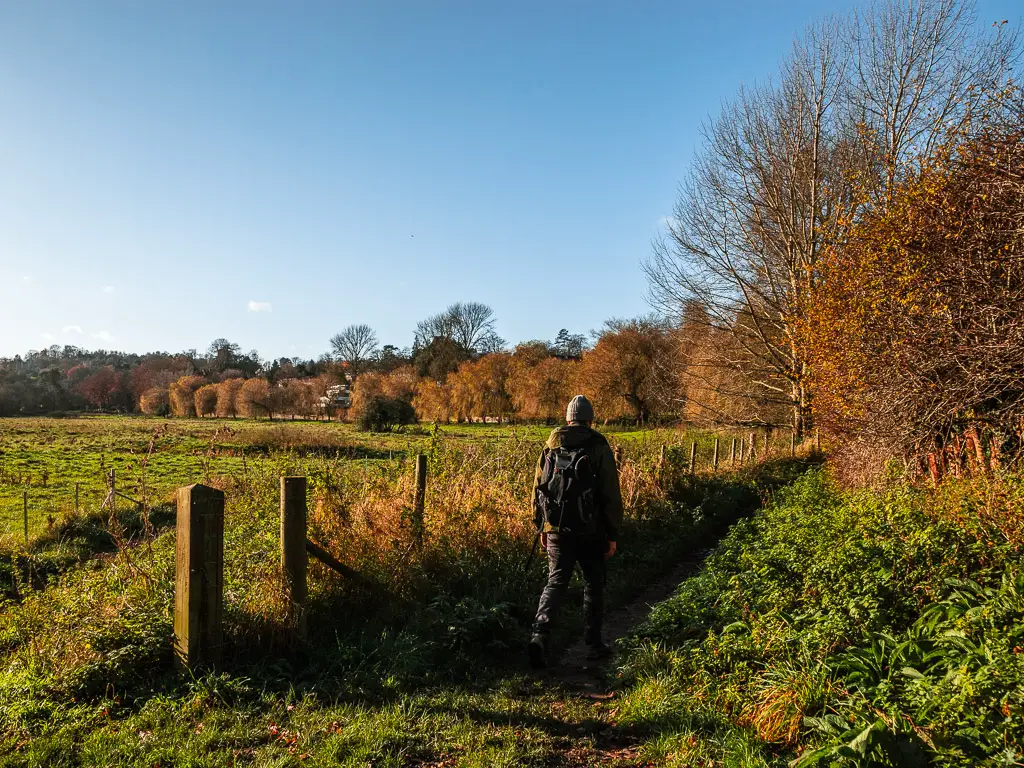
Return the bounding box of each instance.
[0,466,158,541]
[0,482,107,540]
[0,426,822,542]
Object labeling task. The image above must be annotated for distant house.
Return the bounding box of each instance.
[319,381,352,415]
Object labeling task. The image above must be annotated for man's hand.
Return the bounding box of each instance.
[541,532,548,549]
[605,540,617,560]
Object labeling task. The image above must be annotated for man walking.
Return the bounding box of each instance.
[528,394,623,668]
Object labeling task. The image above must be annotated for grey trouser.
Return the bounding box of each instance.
[532,532,606,644]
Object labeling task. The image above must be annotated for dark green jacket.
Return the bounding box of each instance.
[532,424,624,539]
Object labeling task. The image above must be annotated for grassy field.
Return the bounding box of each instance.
[5,413,1019,765]
[0,416,775,539]
[0,414,798,765]
[0,417,434,537]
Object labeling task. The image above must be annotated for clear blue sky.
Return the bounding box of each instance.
[0,1,1018,360]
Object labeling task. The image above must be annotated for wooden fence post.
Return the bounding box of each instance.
[414,454,427,547]
[280,476,308,639]
[730,438,737,467]
[738,438,745,464]
[748,431,756,463]
[689,442,697,475]
[102,468,117,515]
[174,484,224,670]
[712,437,720,472]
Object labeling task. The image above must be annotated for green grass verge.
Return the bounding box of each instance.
[617,469,1024,767]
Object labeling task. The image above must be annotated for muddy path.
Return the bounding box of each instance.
[531,547,714,767]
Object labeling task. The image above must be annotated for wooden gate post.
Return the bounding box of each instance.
[712,437,720,472]
[414,455,427,547]
[281,476,308,638]
[174,484,224,670]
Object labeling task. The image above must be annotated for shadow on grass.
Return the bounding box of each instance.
[0,501,176,597]
[236,443,405,461]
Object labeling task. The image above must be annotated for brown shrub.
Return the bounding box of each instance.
[216,378,243,418]
[139,387,169,416]
[237,378,271,419]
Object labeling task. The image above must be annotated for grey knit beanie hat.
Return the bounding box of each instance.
[566,394,594,424]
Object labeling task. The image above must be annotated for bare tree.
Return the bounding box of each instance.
[414,312,458,349]
[330,324,379,377]
[414,302,504,354]
[646,0,1018,437]
[647,15,851,436]
[849,0,1020,197]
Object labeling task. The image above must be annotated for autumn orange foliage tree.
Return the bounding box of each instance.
[577,319,676,423]
[237,378,271,419]
[800,127,1024,466]
[169,375,205,418]
[507,344,576,422]
[139,386,170,416]
[412,378,452,423]
[467,353,513,422]
[215,377,243,418]
[194,384,219,417]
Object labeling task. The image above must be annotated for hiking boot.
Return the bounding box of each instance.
[528,634,547,669]
[585,641,613,661]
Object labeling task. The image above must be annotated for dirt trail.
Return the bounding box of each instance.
[536,547,713,766]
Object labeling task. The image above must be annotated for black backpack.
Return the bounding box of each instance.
[535,438,599,534]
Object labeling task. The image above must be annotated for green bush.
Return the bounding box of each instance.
[355,396,415,432]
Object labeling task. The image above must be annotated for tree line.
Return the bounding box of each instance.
[0,301,678,426]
